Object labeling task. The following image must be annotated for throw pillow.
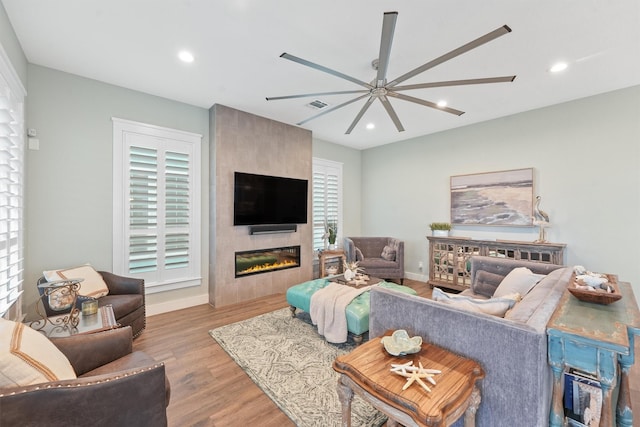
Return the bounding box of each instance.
[494,267,546,298]
[43,264,109,298]
[0,318,76,387]
[355,247,364,262]
[381,245,396,261]
[432,287,519,317]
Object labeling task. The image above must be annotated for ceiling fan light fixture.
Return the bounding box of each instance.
[178,50,194,63]
[549,61,568,73]
[366,123,375,130]
[437,100,448,108]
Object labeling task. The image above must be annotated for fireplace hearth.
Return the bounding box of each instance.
[235,245,301,277]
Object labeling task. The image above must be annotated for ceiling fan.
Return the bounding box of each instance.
[266,11,516,134]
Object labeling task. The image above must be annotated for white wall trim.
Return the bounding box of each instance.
[404,271,429,282]
[0,41,26,97]
[146,293,210,316]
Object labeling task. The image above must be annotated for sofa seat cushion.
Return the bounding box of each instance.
[81,351,171,406]
[99,294,144,319]
[0,318,76,387]
[359,258,398,269]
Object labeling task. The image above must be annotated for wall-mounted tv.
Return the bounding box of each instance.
[234,172,308,226]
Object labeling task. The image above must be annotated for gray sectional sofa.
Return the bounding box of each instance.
[369,256,572,427]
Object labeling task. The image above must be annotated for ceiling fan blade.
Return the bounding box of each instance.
[392,76,516,91]
[281,53,373,89]
[297,94,370,126]
[387,25,512,87]
[375,11,398,87]
[345,97,375,134]
[266,89,369,101]
[379,96,405,132]
[387,92,465,116]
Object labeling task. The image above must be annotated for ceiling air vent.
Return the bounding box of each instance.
[306,99,329,110]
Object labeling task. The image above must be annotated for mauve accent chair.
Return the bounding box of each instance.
[344,237,404,284]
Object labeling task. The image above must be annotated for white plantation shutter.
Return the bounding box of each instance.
[0,57,25,319]
[312,158,343,251]
[113,118,201,293]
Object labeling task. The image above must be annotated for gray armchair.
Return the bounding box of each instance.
[0,326,170,426]
[344,237,404,284]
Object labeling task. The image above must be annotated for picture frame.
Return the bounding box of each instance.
[450,168,534,226]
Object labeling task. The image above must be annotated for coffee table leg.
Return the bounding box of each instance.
[463,385,481,427]
[336,375,354,427]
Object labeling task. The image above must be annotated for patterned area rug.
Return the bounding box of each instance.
[209,308,386,427]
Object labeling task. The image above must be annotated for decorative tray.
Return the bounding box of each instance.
[568,273,621,305]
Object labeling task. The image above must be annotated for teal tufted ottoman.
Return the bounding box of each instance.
[286,278,417,344]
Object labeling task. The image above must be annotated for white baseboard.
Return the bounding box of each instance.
[404,271,429,282]
[146,293,210,316]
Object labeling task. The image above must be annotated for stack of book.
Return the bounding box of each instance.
[564,369,602,427]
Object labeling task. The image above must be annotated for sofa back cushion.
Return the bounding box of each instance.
[470,256,563,298]
[505,267,572,327]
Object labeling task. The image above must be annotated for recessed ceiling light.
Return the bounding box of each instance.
[437,100,448,108]
[549,61,568,73]
[366,123,375,130]
[178,50,194,63]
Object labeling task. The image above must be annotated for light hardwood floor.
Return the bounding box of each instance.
[134,279,640,427]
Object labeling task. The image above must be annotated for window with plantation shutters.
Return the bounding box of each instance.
[0,56,25,319]
[113,118,202,293]
[312,158,343,252]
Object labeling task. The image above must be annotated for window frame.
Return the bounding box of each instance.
[0,44,26,320]
[312,157,343,253]
[112,118,202,294]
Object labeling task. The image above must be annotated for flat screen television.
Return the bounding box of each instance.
[234,172,308,226]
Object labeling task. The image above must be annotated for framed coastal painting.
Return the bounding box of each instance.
[450,168,534,226]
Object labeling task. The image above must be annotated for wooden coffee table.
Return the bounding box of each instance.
[333,331,485,427]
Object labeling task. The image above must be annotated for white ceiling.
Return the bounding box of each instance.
[3,0,639,149]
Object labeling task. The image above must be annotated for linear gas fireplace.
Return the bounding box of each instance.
[235,245,301,278]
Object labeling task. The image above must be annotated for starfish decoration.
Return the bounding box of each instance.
[390,361,441,393]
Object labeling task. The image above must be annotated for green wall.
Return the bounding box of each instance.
[361,86,640,304]
[24,65,210,314]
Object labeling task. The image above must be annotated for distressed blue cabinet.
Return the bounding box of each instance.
[547,281,640,426]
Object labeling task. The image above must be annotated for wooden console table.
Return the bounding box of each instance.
[547,282,640,427]
[333,331,485,426]
[427,236,566,291]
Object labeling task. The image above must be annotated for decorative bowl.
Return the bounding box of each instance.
[568,273,622,305]
[380,330,422,356]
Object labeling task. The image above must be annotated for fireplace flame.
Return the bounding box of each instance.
[241,259,297,274]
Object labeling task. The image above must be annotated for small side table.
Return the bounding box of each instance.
[30,305,119,338]
[333,331,485,426]
[319,249,346,277]
[547,281,640,427]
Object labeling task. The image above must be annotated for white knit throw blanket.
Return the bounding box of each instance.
[309,282,374,343]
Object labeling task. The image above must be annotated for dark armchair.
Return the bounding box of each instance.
[344,237,404,284]
[38,271,146,337]
[0,326,170,426]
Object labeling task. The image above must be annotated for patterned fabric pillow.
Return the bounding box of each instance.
[380,245,396,261]
[494,267,546,298]
[43,264,109,298]
[0,318,76,387]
